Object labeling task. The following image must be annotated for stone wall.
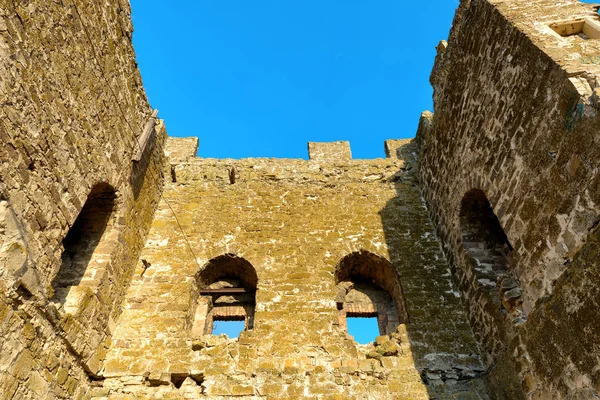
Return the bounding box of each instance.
[308,141,352,162]
[0,0,164,398]
[3,0,600,398]
[98,139,489,399]
[418,0,600,398]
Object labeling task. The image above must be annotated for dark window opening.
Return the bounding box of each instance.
[460,190,512,284]
[170,165,177,183]
[228,167,236,184]
[51,183,116,312]
[193,254,257,337]
[347,315,380,344]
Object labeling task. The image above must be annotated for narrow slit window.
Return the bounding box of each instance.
[212,318,245,338]
[347,316,380,344]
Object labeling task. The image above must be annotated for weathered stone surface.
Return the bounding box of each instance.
[418,0,600,398]
[308,141,352,162]
[99,138,487,398]
[2,0,600,399]
[0,0,165,398]
[165,137,199,161]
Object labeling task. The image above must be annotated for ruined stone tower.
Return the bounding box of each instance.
[1,0,599,399]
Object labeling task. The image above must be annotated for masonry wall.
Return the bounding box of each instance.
[99,138,489,399]
[418,0,600,398]
[4,0,599,398]
[0,0,164,398]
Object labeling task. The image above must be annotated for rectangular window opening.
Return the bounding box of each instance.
[346,314,380,344]
[549,18,600,39]
[212,317,245,339]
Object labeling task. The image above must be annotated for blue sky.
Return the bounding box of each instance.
[130,1,459,158]
[212,320,245,338]
[212,317,380,344]
[347,317,380,344]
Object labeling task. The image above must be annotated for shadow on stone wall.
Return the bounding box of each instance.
[379,140,490,398]
[130,128,158,199]
[487,221,600,399]
[386,135,600,399]
[51,183,116,306]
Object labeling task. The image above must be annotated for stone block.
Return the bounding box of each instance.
[231,384,255,396]
[165,137,199,160]
[308,141,352,162]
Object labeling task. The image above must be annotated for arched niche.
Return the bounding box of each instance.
[51,182,117,314]
[192,254,257,337]
[335,250,408,337]
[459,189,521,311]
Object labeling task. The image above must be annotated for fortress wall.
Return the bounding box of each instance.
[418,0,600,398]
[2,0,599,398]
[0,0,164,398]
[99,139,488,399]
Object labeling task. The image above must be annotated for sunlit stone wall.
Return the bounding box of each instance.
[100,138,488,399]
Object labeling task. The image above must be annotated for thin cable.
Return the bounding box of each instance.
[163,195,201,270]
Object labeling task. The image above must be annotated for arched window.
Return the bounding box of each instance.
[335,251,408,342]
[459,189,520,310]
[192,254,257,338]
[51,183,117,313]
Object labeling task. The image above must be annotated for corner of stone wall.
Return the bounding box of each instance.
[568,75,600,121]
[429,0,475,110]
[308,141,352,162]
[430,40,449,106]
[165,136,199,161]
[384,139,411,159]
[414,110,434,154]
[0,0,172,397]
[384,139,421,170]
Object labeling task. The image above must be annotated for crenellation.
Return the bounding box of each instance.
[383,139,414,161]
[165,137,200,161]
[308,141,352,162]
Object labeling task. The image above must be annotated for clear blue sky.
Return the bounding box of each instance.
[130,1,459,159]
[212,317,380,344]
[347,317,380,344]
